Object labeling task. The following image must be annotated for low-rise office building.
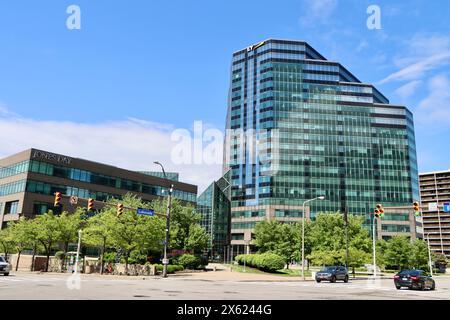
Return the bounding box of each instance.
[0,149,197,228]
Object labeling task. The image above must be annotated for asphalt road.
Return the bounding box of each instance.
[1,272,450,300]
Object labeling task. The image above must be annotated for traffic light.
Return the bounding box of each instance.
[376,204,385,218]
[117,203,124,217]
[374,207,380,218]
[54,192,62,207]
[413,201,420,216]
[87,198,94,211]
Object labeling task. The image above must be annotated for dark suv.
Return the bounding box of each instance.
[315,266,348,283]
[394,269,435,290]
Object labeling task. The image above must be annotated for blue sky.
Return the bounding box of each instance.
[0,0,449,191]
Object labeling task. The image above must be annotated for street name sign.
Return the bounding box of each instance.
[136,208,155,216]
[444,203,450,213]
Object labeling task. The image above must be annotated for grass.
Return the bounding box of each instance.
[230,264,312,277]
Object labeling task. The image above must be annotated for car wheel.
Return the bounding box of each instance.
[395,285,401,290]
[344,275,348,283]
[316,280,321,283]
[4,273,9,276]
[331,276,336,283]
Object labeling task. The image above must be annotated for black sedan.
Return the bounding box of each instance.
[394,269,435,290]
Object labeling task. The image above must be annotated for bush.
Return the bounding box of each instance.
[128,251,148,265]
[177,254,202,270]
[103,252,117,264]
[234,253,285,273]
[153,264,183,274]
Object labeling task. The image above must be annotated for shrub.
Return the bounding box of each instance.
[258,253,285,272]
[167,265,184,273]
[177,254,202,270]
[103,252,117,264]
[234,253,284,273]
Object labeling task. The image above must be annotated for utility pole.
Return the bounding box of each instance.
[372,213,377,278]
[426,233,433,277]
[344,209,349,270]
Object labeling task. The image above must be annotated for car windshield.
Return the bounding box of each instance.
[0,257,5,263]
[399,270,421,276]
[321,267,337,272]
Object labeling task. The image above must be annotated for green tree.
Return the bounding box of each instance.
[82,211,114,274]
[106,194,165,273]
[384,236,412,270]
[253,221,302,269]
[56,210,82,272]
[151,198,209,254]
[0,226,16,262]
[307,249,345,266]
[35,212,61,272]
[9,217,33,271]
[409,239,429,270]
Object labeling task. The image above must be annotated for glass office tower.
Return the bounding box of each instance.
[197,171,231,261]
[223,39,419,250]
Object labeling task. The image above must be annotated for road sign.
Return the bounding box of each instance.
[429,202,438,211]
[69,196,78,205]
[136,208,155,216]
[444,203,450,213]
[162,259,169,265]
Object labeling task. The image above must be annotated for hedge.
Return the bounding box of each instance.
[176,254,202,270]
[235,253,285,272]
[153,264,184,274]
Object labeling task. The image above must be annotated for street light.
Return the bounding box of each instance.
[426,233,433,277]
[301,196,325,280]
[154,161,174,278]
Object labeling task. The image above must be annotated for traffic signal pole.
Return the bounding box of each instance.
[372,213,377,278]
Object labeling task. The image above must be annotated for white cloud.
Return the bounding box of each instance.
[378,34,450,84]
[0,107,222,194]
[415,74,450,124]
[394,80,422,99]
[299,0,338,25]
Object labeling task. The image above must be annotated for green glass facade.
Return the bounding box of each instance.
[197,172,231,261]
[224,39,419,243]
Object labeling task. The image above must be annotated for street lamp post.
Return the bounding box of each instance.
[426,233,433,277]
[74,229,82,274]
[301,196,325,281]
[154,161,174,278]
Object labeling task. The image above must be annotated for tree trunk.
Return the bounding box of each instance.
[45,251,50,272]
[15,250,22,271]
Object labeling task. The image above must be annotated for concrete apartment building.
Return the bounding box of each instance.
[419,169,450,258]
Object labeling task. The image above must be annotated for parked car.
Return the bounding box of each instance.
[315,266,348,283]
[394,269,435,290]
[0,256,11,276]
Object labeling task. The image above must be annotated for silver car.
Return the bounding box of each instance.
[0,256,11,276]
